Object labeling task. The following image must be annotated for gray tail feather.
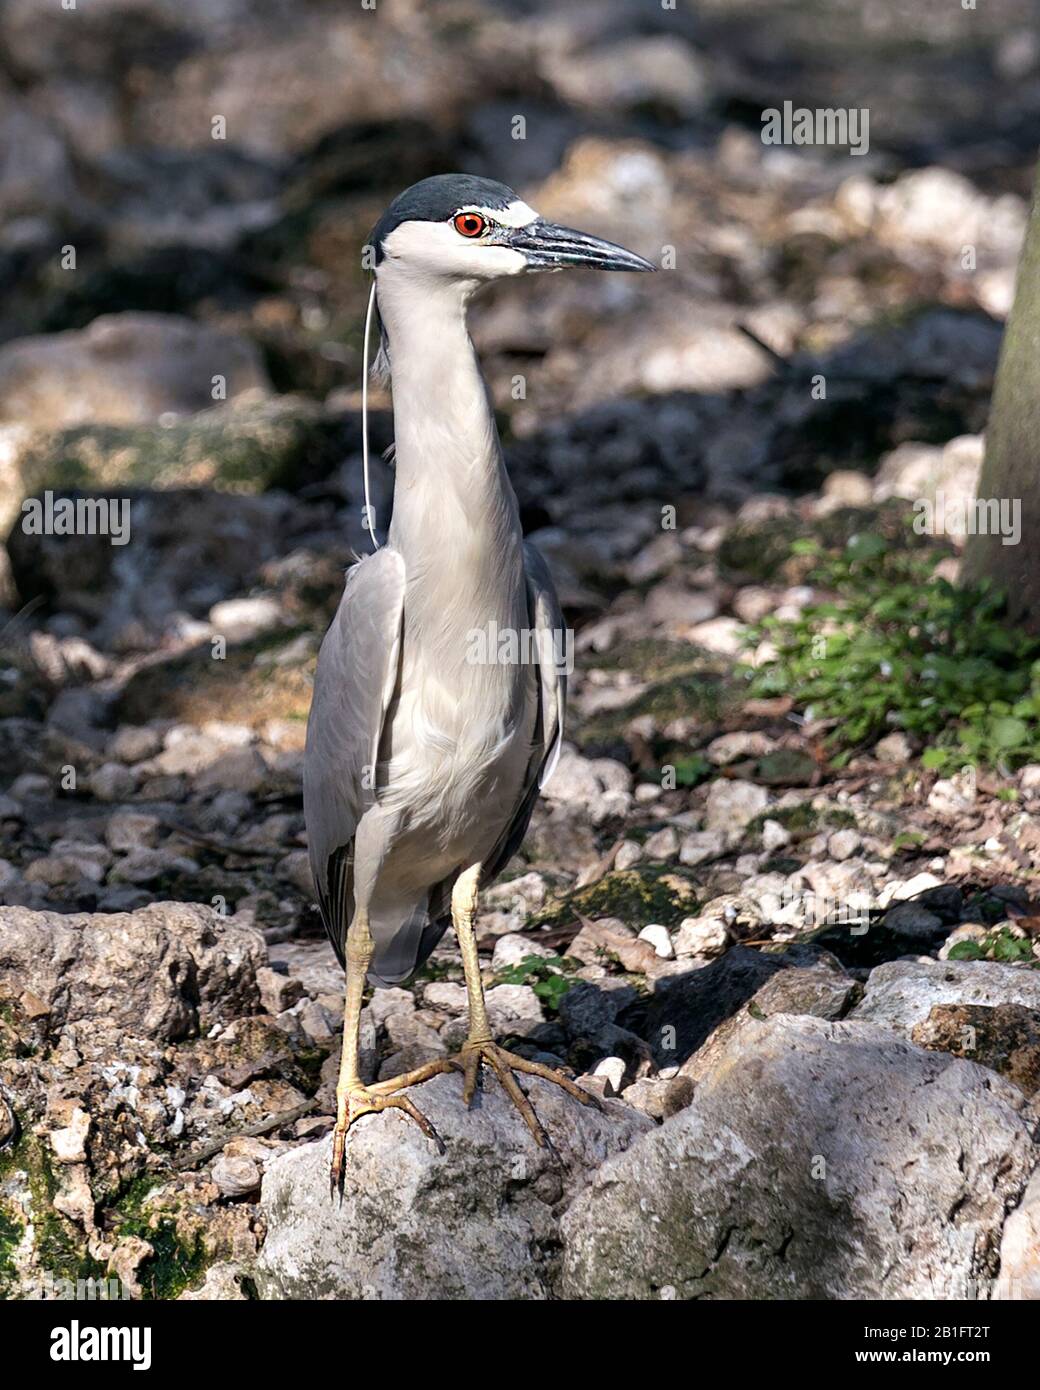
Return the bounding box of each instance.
[367,898,452,986]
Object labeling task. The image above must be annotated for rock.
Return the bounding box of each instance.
[107,725,164,763]
[874,732,912,762]
[911,1003,1040,1096]
[614,840,644,871]
[559,1015,1036,1299]
[49,1106,90,1164]
[618,1076,674,1120]
[704,779,768,835]
[255,1072,652,1300]
[678,829,727,866]
[255,966,305,1016]
[883,901,944,941]
[367,987,416,1028]
[642,826,678,861]
[591,1056,626,1096]
[852,959,1040,1039]
[0,902,264,1041]
[637,924,673,959]
[672,916,729,959]
[87,762,138,802]
[706,731,776,765]
[208,595,284,644]
[994,1166,1040,1301]
[108,847,197,886]
[542,745,632,824]
[419,982,469,1015]
[484,984,544,1037]
[928,770,977,817]
[643,944,824,1068]
[558,980,636,1038]
[760,818,792,852]
[0,313,269,430]
[211,1154,262,1198]
[750,965,859,1022]
[490,934,558,971]
[827,828,861,861]
[178,1263,249,1301]
[104,811,160,852]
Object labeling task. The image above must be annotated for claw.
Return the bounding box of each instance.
[455,1038,600,1148]
[329,1085,445,1197]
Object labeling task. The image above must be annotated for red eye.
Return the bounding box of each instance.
[454,211,487,238]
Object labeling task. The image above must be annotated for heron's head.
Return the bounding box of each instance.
[369,173,656,284]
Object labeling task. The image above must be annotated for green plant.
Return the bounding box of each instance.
[494,955,576,1011]
[745,534,1040,772]
[947,928,1037,965]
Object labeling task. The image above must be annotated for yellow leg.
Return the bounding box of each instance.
[448,862,600,1147]
[329,910,443,1194]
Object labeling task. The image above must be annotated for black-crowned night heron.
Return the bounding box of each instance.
[303,173,654,1186]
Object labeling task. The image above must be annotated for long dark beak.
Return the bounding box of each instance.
[505,219,656,273]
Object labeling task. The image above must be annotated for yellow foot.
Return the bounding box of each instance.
[453,1038,601,1149]
[329,1085,444,1194]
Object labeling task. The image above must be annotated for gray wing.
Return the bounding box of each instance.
[477,540,566,887]
[303,547,405,967]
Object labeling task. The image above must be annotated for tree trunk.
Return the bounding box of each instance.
[962,171,1040,629]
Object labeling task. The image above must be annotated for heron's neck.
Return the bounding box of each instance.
[377,270,524,590]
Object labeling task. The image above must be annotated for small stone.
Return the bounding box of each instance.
[827,828,862,861]
[886,872,945,904]
[88,762,138,802]
[256,966,305,1015]
[704,779,769,834]
[614,840,644,870]
[50,1107,90,1164]
[885,902,944,940]
[673,916,729,958]
[421,982,469,1015]
[105,811,160,852]
[208,595,284,643]
[619,1076,674,1120]
[638,923,674,959]
[761,818,792,852]
[211,1154,262,1198]
[634,783,663,803]
[706,731,776,765]
[592,1056,626,1096]
[491,934,557,971]
[367,987,416,1027]
[679,830,727,866]
[643,826,679,861]
[1020,765,1040,792]
[108,725,163,763]
[11,773,51,799]
[928,771,977,817]
[297,999,335,1043]
[485,984,544,1036]
[874,732,912,762]
[109,847,197,885]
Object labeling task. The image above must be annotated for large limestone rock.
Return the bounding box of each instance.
[851,958,1040,1038]
[559,1014,1036,1300]
[0,313,269,430]
[0,901,265,1041]
[256,1071,652,1300]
